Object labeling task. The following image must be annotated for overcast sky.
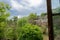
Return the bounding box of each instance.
[0,0,59,18]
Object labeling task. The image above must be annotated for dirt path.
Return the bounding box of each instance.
[43,35,49,40]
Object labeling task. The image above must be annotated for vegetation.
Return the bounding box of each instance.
[0,2,43,40]
[0,2,60,40]
[18,23,43,40]
[0,2,10,40]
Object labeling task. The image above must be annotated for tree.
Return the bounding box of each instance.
[18,17,28,27]
[0,2,10,40]
[28,13,37,20]
[13,16,18,40]
[40,13,47,17]
[28,13,38,25]
[13,16,18,27]
[0,2,10,22]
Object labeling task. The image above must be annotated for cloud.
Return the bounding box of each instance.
[22,0,42,7]
[20,0,43,7]
[10,0,24,10]
[10,0,43,11]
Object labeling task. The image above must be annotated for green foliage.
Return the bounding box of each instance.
[41,13,47,17]
[0,13,10,22]
[0,2,10,22]
[28,13,37,20]
[18,17,28,27]
[13,16,18,22]
[0,2,10,39]
[18,23,43,40]
[0,22,6,39]
[5,27,14,40]
[28,13,38,25]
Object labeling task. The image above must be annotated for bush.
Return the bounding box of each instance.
[5,27,14,40]
[18,23,43,40]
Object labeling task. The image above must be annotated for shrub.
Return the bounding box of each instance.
[5,27,15,40]
[18,23,43,40]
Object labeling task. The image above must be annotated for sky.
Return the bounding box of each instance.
[0,0,59,18]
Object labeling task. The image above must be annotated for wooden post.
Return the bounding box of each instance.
[46,0,54,40]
